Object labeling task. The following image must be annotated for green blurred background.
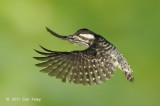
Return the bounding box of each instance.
[0,0,160,106]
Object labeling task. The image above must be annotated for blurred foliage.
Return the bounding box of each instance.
[0,0,160,106]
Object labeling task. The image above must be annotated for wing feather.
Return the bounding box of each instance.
[34,45,117,85]
[85,52,94,85]
[35,55,66,67]
[81,52,87,85]
[48,54,72,76]
[34,49,54,56]
[56,54,76,83]
[56,55,74,79]
[39,45,54,52]
[69,54,78,83]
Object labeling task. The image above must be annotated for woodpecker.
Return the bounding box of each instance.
[34,27,134,85]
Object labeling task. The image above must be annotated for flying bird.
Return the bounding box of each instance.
[34,27,134,85]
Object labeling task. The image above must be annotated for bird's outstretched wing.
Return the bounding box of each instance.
[34,45,116,85]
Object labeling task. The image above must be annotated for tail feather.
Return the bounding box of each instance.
[117,53,134,82]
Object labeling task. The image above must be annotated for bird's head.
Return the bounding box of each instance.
[67,28,96,47]
[46,27,96,48]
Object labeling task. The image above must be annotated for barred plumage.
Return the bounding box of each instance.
[33,27,134,85]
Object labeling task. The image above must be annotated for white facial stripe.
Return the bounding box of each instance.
[79,34,95,39]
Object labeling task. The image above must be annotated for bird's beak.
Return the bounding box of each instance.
[46,27,68,40]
